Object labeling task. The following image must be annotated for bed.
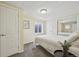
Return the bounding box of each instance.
[35,32,79,56]
[35,35,66,55]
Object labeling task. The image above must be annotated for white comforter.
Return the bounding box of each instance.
[35,35,66,55]
[35,34,79,56]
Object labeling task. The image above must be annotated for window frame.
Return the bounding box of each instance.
[34,21,45,35]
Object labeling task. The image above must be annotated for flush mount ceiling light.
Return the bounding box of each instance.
[40,9,47,14]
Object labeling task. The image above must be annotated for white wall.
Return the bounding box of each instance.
[24,17,47,44]
[77,15,79,32]
[46,19,57,36]
[46,15,79,41]
[24,15,79,44]
[24,18,35,44]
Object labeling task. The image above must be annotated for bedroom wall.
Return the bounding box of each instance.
[45,2,79,38]
[24,17,35,44]
[46,19,57,36]
[46,14,79,40]
[23,12,75,43]
[23,15,47,44]
[77,15,79,32]
[23,11,79,44]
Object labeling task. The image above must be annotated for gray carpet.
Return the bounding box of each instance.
[10,43,54,57]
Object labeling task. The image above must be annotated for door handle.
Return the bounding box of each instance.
[0,34,6,36]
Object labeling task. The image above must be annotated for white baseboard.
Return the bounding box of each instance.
[18,49,24,53]
[24,41,33,44]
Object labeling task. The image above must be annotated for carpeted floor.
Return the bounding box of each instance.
[10,42,54,57]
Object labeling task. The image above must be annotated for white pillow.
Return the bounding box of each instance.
[71,38,79,47]
[67,32,79,43]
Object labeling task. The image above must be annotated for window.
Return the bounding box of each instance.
[35,22,45,34]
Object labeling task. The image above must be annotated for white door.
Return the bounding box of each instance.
[0,6,19,57]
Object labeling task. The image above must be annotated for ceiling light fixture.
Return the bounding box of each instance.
[40,9,47,14]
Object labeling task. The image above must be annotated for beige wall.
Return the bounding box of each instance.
[23,15,46,44]
[24,17,35,44]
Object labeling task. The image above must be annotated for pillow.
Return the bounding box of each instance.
[67,32,79,43]
[71,38,79,47]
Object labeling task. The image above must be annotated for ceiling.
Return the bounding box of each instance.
[5,1,79,20]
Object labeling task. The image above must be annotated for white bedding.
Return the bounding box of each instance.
[35,33,79,56]
[35,35,66,55]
